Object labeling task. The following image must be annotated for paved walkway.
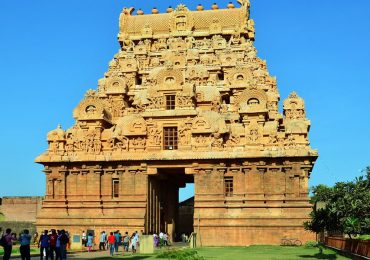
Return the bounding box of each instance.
[10,250,131,259]
[10,243,188,259]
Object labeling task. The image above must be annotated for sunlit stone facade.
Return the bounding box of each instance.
[36,0,318,245]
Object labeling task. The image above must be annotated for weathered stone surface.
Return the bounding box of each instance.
[36,0,317,246]
[0,197,43,222]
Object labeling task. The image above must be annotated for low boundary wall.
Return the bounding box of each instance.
[325,237,370,258]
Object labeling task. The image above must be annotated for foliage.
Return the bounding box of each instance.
[304,241,325,255]
[357,234,370,240]
[305,241,319,248]
[310,185,333,203]
[305,167,370,238]
[156,249,204,260]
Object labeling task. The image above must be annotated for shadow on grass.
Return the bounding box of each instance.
[71,256,152,260]
[298,253,338,259]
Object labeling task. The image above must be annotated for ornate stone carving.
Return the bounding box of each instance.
[169,5,194,36]
[283,92,306,120]
[73,91,112,122]
[37,1,318,247]
[130,137,146,151]
[178,118,192,145]
[147,122,162,146]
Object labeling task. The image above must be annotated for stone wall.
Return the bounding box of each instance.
[0,196,43,222]
[0,221,37,238]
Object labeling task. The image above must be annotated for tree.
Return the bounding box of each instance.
[304,167,370,238]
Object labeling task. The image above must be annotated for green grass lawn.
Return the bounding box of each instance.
[197,246,349,259]
[85,246,350,260]
[0,247,38,256]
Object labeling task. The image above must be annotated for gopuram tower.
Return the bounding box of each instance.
[36,0,318,245]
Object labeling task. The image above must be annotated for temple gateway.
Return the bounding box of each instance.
[36,0,318,246]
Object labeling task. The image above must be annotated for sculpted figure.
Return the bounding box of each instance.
[122,39,135,51]
[185,36,195,49]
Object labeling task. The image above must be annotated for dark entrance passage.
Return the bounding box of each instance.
[146,168,194,242]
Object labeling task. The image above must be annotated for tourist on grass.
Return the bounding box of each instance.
[135,231,140,249]
[99,231,106,251]
[86,233,93,252]
[122,232,130,252]
[130,233,138,253]
[38,230,50,260]
[2,228,17,260]
[163,233,168,246]
[153,233,159,247]
[19,229,32,260]
[107,232,115,256]
[114,230,120,252]
[49,229,58,260]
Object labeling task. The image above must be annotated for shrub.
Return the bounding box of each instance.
[156,249,204,260]
[357,234,370,240]
[304,241,318,248]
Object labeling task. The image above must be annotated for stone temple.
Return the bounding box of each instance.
[35,0,318,246]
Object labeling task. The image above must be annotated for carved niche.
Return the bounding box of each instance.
[119,57,137,73]
[209,18,222,35]
[235,87,268,113]
[178,118,192,146]
[73,90,112,123]
[163,50,186,67]
[107,95,126,118]
[155,68,184,91]
[147,120,162,147]
[134,41,148,55]
[192,116,212,134]
[141,23,153,38]
[105,77,127,95]
[47,125,65,154]
[212,35,227,49]
[220,50,237,67]
[127,116,147,136]
[226,67,254,88]
[170,5,194,36]
[246,121,263,144]
[283,92,306,120]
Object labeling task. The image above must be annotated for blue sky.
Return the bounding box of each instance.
[0,0,369,201]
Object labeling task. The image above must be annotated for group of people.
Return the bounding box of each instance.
[37,229,70,260]
[1,227,175,259]
[153,232,171,247]
[0,228,70,260]
[82,230,141,256]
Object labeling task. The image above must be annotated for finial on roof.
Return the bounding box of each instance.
[197,4,204,11]
[227,2,235,9]
[152,7,159,14]
[289,92,298,99]
[167,6,174,13]
[137,9,144,15]
[57,124,62,129]
[212,3,219,10]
